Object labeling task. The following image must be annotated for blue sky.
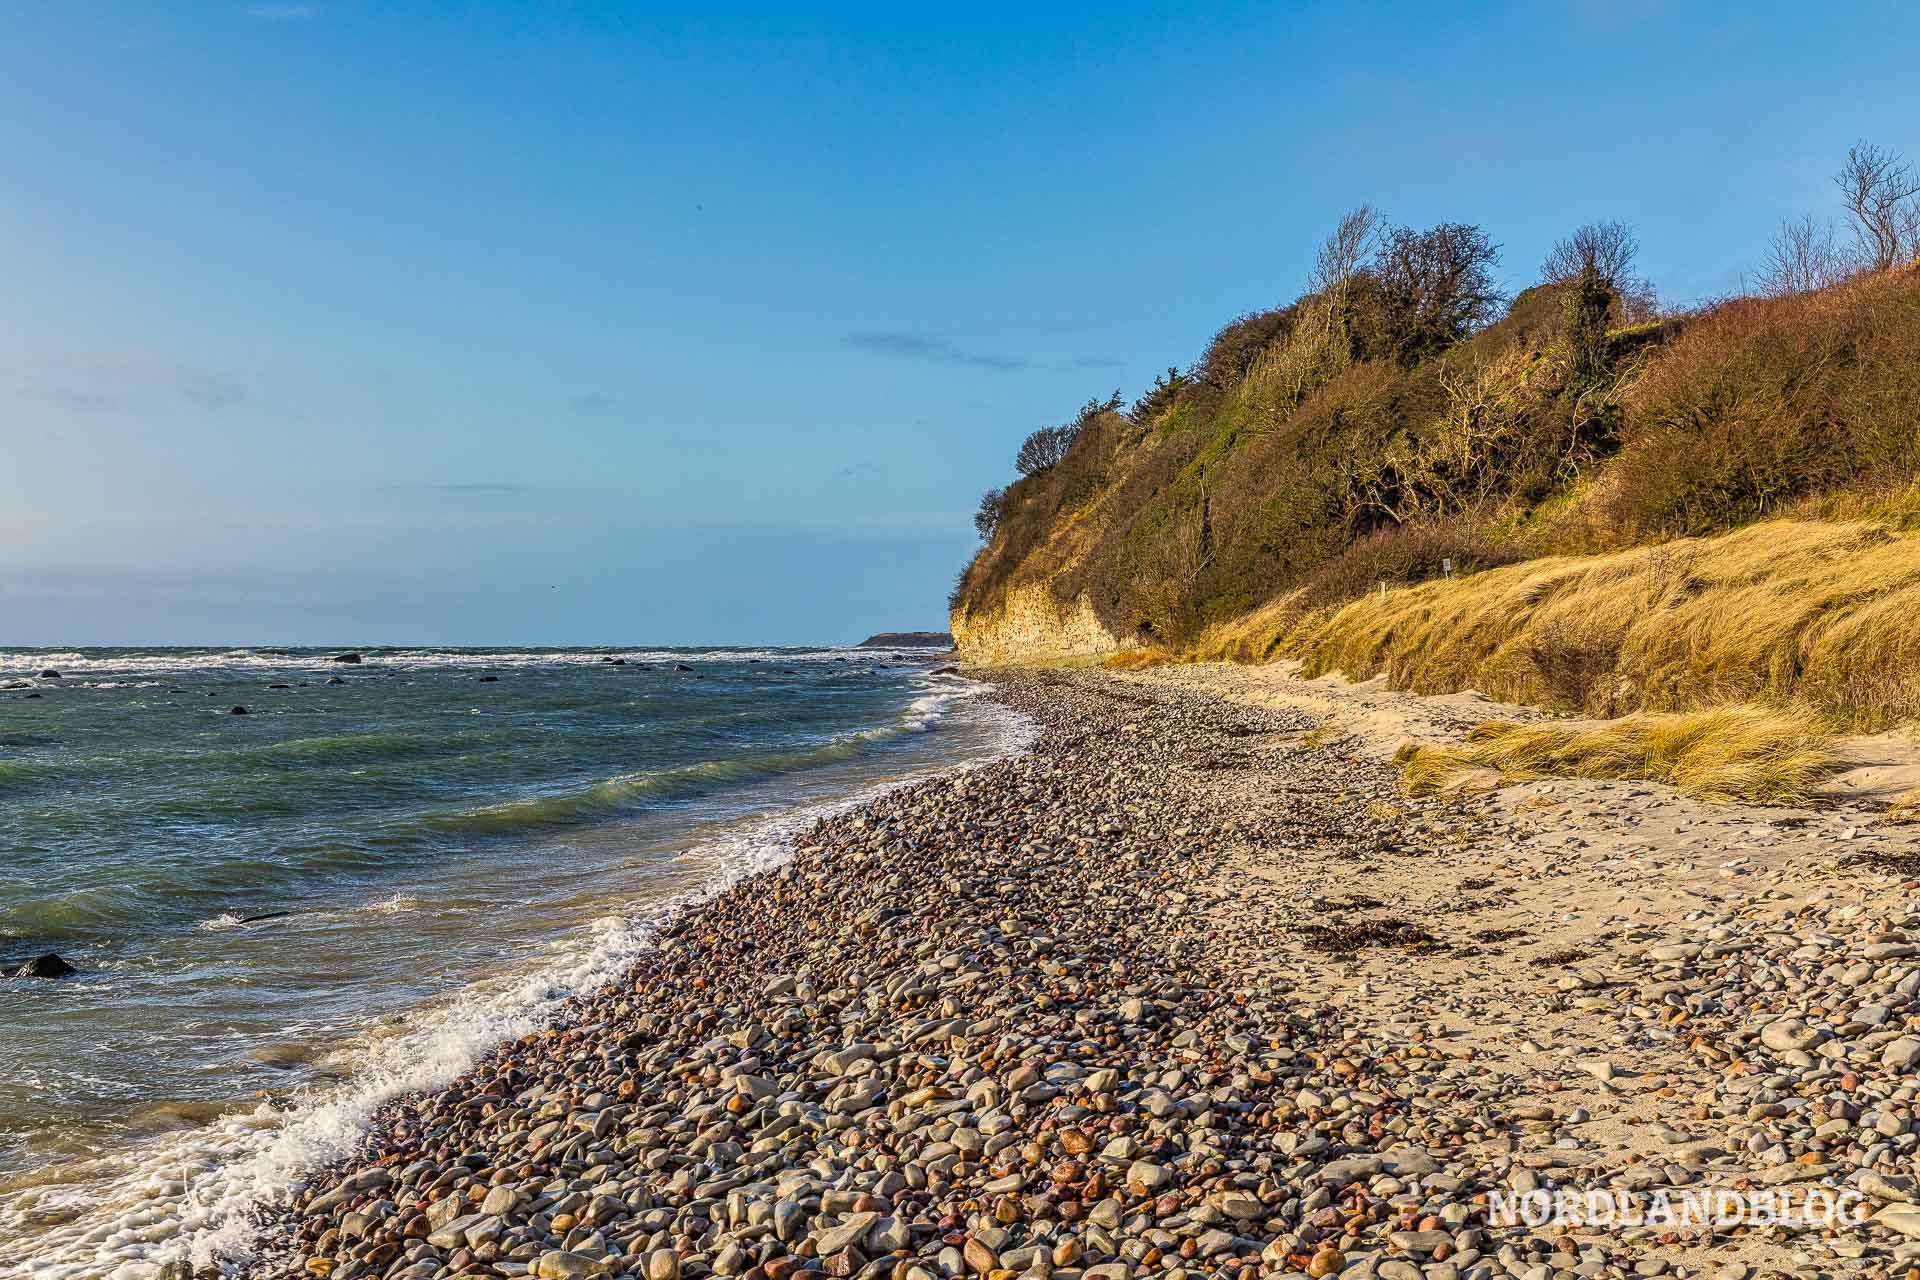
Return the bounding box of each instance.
[2,1,1916,644]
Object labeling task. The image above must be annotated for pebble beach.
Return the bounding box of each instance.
[130,669,1920,1280]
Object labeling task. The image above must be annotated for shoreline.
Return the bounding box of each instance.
[248,669,1343,1280]
[49,667,1920,1278]
[5,664,1022,1280]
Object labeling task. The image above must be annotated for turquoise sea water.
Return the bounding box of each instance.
[0,645,1017,1277]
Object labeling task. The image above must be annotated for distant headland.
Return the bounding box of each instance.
[856,631,953,648]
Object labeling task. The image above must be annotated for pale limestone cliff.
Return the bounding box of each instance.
[950,582,1135,665]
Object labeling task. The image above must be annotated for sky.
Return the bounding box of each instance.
[2,2,1917,645]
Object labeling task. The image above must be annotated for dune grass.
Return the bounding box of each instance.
[1395,704,1834,804]
[1271,519,1920,732]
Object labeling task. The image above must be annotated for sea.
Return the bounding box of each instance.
[0,645,1026,1278]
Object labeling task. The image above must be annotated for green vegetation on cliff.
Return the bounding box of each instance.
[953,147,1920,724]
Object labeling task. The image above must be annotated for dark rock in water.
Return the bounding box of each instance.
[856,631,953,648]
[477,675,499,683]
[240,910,293,924]
[675,663,694,672]
[326,676,346,685]
[932,665,961,675]
[15,953,75,979]
[610,658,626,665]
[331,653,363,665]
[39,670,60,679]
[230,706,249,715]
[747,658,762,663]
[22,693,40,700]
[267,683,291,690]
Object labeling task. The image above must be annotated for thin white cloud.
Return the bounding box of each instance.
[10,350,248,413]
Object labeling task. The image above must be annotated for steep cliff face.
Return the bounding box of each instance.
[950,582,1132,665]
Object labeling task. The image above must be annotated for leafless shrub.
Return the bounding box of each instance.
[1836,141,1920,272]
[1758,215,1854,295]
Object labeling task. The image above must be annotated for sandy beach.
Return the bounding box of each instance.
[183,665,1920,1280]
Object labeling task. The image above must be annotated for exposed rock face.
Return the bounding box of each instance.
[950,582,1136,665]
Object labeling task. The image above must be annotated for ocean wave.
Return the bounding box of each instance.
[413,739,887,837]
[3,843,397,939]
[407,677,990,839]
[226,731,477,767]
[0,760,44,787]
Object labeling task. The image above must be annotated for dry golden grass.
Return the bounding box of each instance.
[1188,592,1307,663]
[1102,647,1175,671]
[1276,519,1920,730]
[1396,705,1833,804]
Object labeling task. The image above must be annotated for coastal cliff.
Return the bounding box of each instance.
[948,212,1920,729]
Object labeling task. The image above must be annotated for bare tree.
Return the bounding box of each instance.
[1370,222,1504,363]
[974,487,1007,539]
[1758,214,1852,295]
[1542,221,1658,321]
[1835,142,1920,272]
[1541,221,1638,286]
[1014,425,1076,477]
[1311,204,1380,294]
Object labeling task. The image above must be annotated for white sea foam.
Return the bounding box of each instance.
[0,645,946,679]
[3,673,1027,1280]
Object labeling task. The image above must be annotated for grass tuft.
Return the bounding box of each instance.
[1397,704,1832,804]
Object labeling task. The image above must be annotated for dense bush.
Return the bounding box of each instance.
[1193,308,1298,389]
[1608,273,1920,538]
[1294,519,1525,610]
